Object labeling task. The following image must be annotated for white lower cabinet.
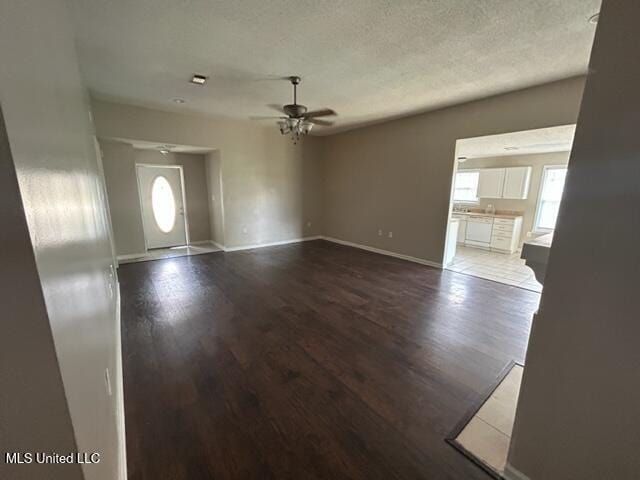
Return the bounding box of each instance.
[457,215,523,254]
[490,234,513,251]
[489,217,523,253]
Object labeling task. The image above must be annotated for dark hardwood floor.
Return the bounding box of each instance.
[119,240,538,480]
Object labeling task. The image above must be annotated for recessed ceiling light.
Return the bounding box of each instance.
[190,74,208,85]
[172,98,186,104]
[158,145,174,155]
[589,13,599,24]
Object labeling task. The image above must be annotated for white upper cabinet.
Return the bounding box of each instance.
[502,166,532,199]
[476,166,532,199]
[477,168,505,198]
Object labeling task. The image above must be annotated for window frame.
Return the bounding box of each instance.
[533,164,568,233]
[452,169,481,204]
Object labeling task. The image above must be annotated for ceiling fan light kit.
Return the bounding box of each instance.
[263,76,336,144]
[279,118,313,142]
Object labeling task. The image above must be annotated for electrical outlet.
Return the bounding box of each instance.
[242,226,248,234]
[378,229,383,236]
[388,231,393,238]
[307,221,312,228]
[104,368,112,396]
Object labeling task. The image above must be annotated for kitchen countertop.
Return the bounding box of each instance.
[451,211,523,220]
[524,232,553,247]
[521,232,554,284]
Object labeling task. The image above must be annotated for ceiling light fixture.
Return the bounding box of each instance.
[278,118,314,144]
[158,145,174,155]
[589,13,599,24]
[269,76,336,144]
[172,98,186,104]
[190,74,208,85]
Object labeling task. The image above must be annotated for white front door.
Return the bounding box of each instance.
[137,165,188,249]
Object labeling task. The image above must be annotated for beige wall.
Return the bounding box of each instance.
[174,152,211,242]
[101,141,147,255]
[101,142,212,255]
[205,151,225,246]
[91,100,322,249]
[321,76,586,264]
[0,1,122,479]
[95,77,583,261]
[457,151,571,245]
[508,1,640,478]
[0,100,82,480]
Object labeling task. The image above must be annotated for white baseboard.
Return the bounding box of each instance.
[189,240,221,248]
[116,252,146,262]
[504,462,530,480]
[223,236,322,252]
[321,236,442,269]
[210,241,225,251]
[128,236,442,272]
[114,285,127,480]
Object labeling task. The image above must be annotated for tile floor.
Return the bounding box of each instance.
[456,364,524,476]
[118,243,220,264]
[446,246,542,292]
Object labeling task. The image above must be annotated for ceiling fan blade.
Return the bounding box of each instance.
[250,115,285,120]
[266,104,285,114]
[304,108,336,118]
[309,118,334,126]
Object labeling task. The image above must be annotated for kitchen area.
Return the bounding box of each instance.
[445,126,573,292]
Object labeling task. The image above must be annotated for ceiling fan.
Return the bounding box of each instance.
[255,76,337,144]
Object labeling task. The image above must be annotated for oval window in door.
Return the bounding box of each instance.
[151,175,176,233]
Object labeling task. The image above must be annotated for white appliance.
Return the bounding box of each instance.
[465,216,493,248]
[444,218,460,266]
[452,214,467,244]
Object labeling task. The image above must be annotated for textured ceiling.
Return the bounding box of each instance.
[457,124,576,159]
[69,0,600,135]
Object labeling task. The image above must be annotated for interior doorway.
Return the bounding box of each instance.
[443,125,575,292]
[136,164,189,249]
